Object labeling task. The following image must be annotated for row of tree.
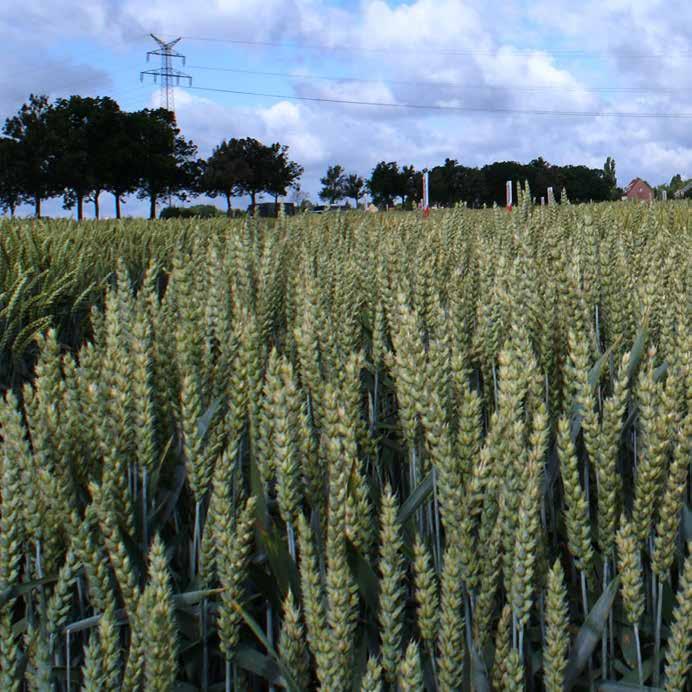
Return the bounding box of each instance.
[348,156,620,209]
[430,156,621,207]
[0,95,303,219]
[201,138,302,214]
[0,95,198,219]
[317,157,620,210]
[1,93,633,219]
[319,165,366,206]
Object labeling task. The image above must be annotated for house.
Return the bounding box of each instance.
[674,181,692,199]
[623,178,654,201]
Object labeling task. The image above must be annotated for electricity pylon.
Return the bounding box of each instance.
[141,34,191,114]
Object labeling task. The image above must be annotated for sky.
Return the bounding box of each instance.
[1,0,691,218]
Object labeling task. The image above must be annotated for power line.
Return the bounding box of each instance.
[187,64,692,94]
[184,84,692,119]
[176,34,692,61]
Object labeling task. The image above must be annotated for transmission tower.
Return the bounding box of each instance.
[140,34,191,114]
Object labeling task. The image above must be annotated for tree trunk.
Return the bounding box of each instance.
[115,194,121,219]
[93,191,100,220]
[149,193,157,220]
[274,194,279,216]
[225,192,232,217]
[34,194,41,218]
[77,194,84,221]
[354,195,359,209]
[250,191,256,216]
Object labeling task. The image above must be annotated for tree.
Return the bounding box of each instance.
[88,101,130,219]
[265,143,303,209]
[527,157,560,201]
[2,94,58,218]
[131,109,199,219]
[232,138,276,214]
[480,161,530,206]
[320,165,347,203]
[456,166,486,208]
[48,95,122,220]
[400,165,421,209]
[100,110,143,219]
[556,165,610,203]
[343,173,365,208]
[368,161,403,208]
[668,174,685,195]
[200,139,250,215]
[429,159,489,208]
[603,156,618,200]
[429,158,461,207]
[0,138,26,216]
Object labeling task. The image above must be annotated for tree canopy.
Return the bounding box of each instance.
[264,142,303,205]
[47,95,124,220]
[1,94,303,219]
[2,94,58,217]
[210,138,304,213]
[200,138,251,215]
[367,161,403,208]
[131,108,200,219]
[343,173,365,208]
[603,156,619,199]
[319,165,346,203]
[0,138,26,216]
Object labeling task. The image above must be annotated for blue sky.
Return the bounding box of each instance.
[1,0,691,218]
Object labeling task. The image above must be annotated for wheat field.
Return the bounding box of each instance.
[0,194,690,691]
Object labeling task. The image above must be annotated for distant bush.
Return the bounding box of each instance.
[160,204,224,219]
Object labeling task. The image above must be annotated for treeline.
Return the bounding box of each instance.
[350,156,621,209]
[0,95,197,219]
[429,156,621,207]
[0,94,302,219]
[1,93,626,220]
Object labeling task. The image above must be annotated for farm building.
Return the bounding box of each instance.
[674,181,692,198]
[623,178,654,201]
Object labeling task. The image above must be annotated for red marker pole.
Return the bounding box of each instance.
[422,168,430,217]
[506,180,513,211]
